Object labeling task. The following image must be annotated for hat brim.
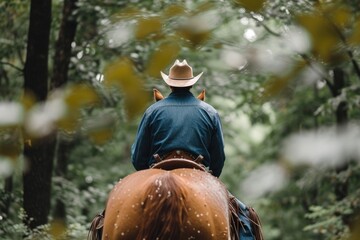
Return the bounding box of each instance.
[160,72,203,87]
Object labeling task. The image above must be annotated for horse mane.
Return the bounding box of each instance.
[136,172,188,240]
[248,207,264,240]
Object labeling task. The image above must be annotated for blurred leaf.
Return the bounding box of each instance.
[177,27,211,48]
[145,40,180,77]
[329,7,351,28]
[104,58,150,119]
[296,13,340,62]
[348,18,360,45]
[135,17,163,40]
[57,114,79,133]
[87,128,113,145]
[65,84,100,109]
[162,4,186,18]
[233,0,266,12]
[0,128,22,161]
[84,110,117,145]
[193,2,215,14]
[115,6,142,20]
[49,219,66,239]
[57,84,100,132]
[261,61,305,100]
[348,217,360,240]
[21,91,37,111]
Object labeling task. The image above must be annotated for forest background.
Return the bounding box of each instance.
[1,0,360,239]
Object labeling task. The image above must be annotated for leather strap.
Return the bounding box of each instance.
[162,150,196,161]
[151,158,207,172]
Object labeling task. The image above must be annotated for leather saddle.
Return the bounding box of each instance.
[151,150,207,172]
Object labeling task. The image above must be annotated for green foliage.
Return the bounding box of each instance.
[1,0,360,239]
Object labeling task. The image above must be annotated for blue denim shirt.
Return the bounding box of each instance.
[131,89,225,177]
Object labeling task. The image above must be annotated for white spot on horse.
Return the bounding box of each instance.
[155,179,162,187]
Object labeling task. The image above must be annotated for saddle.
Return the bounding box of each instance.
[151,150,207,172]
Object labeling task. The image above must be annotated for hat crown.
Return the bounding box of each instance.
[160,59,203,87]
[168,60,193,79]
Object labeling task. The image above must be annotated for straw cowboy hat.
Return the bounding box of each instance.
[160,60,203,87]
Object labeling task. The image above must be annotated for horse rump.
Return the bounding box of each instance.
[136,172,188,240]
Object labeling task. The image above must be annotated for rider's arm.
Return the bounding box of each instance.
[131,113,151,170]
[209,113,226,177]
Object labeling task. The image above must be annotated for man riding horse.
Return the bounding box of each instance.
[131,59,262,240]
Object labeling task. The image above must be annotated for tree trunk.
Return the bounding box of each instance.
[53,134,72,221]
[332,68,348,125]
[23,0,53,229]
[51,0,78,90]
[2,176,13,216]
[51,0,79,223]
[331,68,350,227]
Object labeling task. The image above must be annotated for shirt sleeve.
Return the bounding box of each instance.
[131,112,152,170]
[209,113,226,177]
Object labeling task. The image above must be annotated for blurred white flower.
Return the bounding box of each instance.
[180,10,221,33]
[25,98,66,137]
[240,163,289,200]
[244,28,257,42]
[245,45,291,75]
[243,26,310,76]
[0,157,13,178]
[282,124,360,167]
[0,102,23,126]
[283,26,311,53]
[106,22,133,48]
[240,17,249,25]
[299,65,324,86]
[220,49,247,70]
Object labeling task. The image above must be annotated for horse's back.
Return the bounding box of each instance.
[102,168,230,240]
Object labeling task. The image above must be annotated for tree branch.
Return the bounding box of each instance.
[323,12,360,80]
[300,54,336,94]
[249,13,281,37]
[0,61,23,72]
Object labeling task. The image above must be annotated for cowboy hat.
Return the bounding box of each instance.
[160,60,203,87]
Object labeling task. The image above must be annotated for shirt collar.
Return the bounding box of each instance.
[169,90,194,97]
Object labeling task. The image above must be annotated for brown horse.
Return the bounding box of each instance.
[96,168,231,240]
